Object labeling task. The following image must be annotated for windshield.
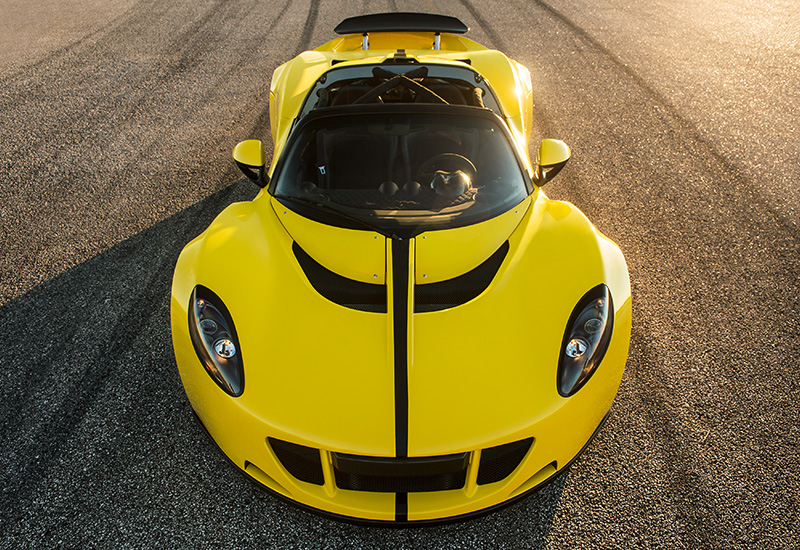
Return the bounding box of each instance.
[272,108,530,234]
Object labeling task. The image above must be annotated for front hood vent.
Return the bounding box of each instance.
[293,242,387,313]
[415,241,509,312]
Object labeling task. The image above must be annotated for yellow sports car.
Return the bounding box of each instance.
[171,12,631,524]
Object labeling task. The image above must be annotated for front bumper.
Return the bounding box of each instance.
[190,405,612,526]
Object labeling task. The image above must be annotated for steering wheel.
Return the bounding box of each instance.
[415,153,477,197]
[415,153,476,181]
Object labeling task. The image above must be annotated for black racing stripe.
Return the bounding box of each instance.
[391,238,410,459]
[395,492,408,522]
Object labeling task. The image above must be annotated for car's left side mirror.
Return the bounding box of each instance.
[233,140,269,188]
[534,139,571,186]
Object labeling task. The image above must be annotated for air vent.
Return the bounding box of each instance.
[293,242,387,313]
[332,452,469,493]
[477,437,533,485]
[415,241,509,312]
[268,438,325,486]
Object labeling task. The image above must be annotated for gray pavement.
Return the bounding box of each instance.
[1,0,798,548]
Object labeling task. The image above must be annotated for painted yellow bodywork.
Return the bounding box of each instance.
[171,30,631,522]
[232,139,267,168]
[537,138,571,167]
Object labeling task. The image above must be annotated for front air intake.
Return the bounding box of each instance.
[332,452,469,492]
[268,438,325,485]
[476,438,533,485]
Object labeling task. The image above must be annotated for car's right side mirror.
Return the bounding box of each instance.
[233,140,269,188]
[534,139,571,186]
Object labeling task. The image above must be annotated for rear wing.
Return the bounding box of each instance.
[334,12,469,50]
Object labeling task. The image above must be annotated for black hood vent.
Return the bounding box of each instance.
[293,242,387,313]
[415,241,509,313]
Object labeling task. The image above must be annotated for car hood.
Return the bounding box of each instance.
[176,191,629,457]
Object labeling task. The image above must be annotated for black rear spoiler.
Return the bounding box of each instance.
[334,13,469,35]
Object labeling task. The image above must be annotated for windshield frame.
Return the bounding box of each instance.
[268,103,533,236]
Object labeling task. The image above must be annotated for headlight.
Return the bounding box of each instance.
[188,285,244,397]
[557,284,614,397]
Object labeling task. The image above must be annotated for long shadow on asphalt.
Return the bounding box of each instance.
[0,180,563,548]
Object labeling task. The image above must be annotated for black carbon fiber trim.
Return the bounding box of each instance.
[415,240,509,312]
[268,438,325,486]
[334,13,469,35]
[292,242,387,313]
[476,438,533,485]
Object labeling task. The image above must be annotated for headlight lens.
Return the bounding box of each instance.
[557,284,614,397]
[188,285,244,397]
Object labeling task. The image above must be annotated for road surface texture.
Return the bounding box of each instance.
[1,0,798,548]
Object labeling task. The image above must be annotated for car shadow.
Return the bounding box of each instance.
[0,179,563,547]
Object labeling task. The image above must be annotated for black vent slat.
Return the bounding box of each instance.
[293,242,387,313]
[268,438,325,485]
[477,438,533,485]
[332,452,469,493]
[415,241,509,312]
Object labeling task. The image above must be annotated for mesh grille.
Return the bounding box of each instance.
[268,438,325,485]
[477,438,533,485]
[332,452,468,493]
[293,242,387,313]
[334,470,467,493]
[415,240,509,312]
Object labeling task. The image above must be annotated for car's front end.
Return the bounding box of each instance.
[171,12,631,524]
[171,157,630,522]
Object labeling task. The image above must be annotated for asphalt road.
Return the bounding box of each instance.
[1,0,798,548]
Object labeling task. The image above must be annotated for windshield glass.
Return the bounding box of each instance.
[272,109,529,234]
